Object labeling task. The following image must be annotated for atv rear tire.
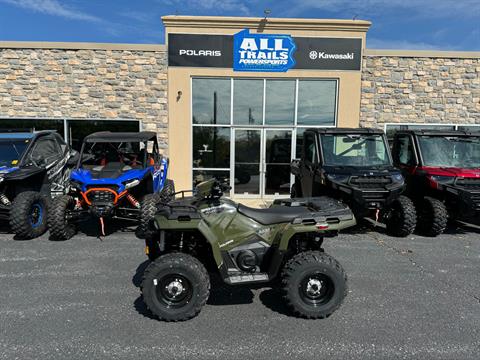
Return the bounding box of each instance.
[10,191,49,239]
[159,179,175,204]
[416,196,448,236]
[48,195,77,241]
[141,253,210,321]
[137,193,159,239]
[281,251,347,319]
[385,195,416,237]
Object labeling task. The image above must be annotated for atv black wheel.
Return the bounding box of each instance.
[141,253,210,321]
[159,179,175,204]
[385,195,416,237]
[281,251,347,319]
[137,193,159,239]
[10,191,49,239]
[416,196,448,236]
[48,195,77,241]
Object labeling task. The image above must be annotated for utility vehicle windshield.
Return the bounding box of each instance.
[418,135,480,168]
[80,141,156,174]
[0,140,28,167]
[320,134,391,167]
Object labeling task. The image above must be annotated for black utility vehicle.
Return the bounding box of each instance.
[0,131,75,239]
[291,128,416,236]
[391,129,480,236]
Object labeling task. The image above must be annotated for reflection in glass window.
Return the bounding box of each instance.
[265,80,295,125]
[193,170,230,186]
[192,78,231,125]
[233,79,263,125]
[297,80,336,126]
[192,127,230,168]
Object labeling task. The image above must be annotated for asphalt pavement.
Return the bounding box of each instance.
[0,222,479,360]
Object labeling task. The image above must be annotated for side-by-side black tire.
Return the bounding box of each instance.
[281,251,347,319]
[141,253,210,321]
[48,195,77,241]
[159,179,175,204]
[416,196,448,237]
[385,195,417,237]
[137,193,159,240]
[10,191,49,240]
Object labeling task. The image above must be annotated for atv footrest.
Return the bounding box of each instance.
[225,273,269,284]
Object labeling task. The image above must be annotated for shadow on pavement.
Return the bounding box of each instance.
[259,288,291,316]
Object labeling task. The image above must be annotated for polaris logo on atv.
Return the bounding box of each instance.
[233,29,296,72]
[201,205,226,216]
[178,49,222,57]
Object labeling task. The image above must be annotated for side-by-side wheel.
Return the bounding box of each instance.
[385,195,416,237]
[416,196,448,237]
[48,195,77,241]
[10,191,49,240]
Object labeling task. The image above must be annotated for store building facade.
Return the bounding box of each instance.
[0,16,479,201]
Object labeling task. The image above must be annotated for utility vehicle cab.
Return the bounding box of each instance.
[391,129,480,235]
[292,128,416,237]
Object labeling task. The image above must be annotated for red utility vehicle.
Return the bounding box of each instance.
[391,129,480,236]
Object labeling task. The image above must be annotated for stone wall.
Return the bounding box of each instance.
[360,55,480,128]
[0,46,168,148]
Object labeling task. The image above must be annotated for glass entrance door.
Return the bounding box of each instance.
[264,129,293,196]
[233,129,261,196]
[233,128,293,198]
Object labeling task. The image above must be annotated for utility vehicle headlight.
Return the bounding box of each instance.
[124,179,140,189]
[326,174,349,183]
[429,175,455,185]
[391,173,404,183]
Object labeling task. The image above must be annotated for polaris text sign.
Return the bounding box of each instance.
[233,29,296,72]
[168,33,362,71]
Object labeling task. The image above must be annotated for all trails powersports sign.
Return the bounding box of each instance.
[233,29,296,72]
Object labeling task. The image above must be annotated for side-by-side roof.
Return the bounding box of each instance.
[83,131,157,143]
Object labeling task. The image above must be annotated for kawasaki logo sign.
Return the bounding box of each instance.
[233,29,296,72]
[168,33,362,71]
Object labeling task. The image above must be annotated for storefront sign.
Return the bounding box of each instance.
[233,29,296,72]
[168,33,362,71]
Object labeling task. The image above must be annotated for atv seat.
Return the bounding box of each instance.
[238,204,310,225]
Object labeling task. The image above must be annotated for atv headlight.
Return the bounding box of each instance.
[124,179,140,189]
[391,173,404,183]
[429,175,455,185]
[326,174,349,183]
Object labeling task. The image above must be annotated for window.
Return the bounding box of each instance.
[192,127,230,169]
[265,79,296,125]
[30,135,62,166]
[396,135,416,166]
[233,79,263,125]
[192,78,231,125]
[304,132,317,163]
[297,80,336,126]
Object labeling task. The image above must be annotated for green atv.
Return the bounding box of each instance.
[141,179,356,321]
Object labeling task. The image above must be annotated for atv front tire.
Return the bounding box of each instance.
[416,196,448,236]
[48,195,77,241]
[10,191,49,239]
[281,251,347,319]
[385,195,416,237]
[141,253,210,321]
